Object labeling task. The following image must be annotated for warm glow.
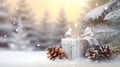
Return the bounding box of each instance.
[57,0,76,5]
[5,0,90,24]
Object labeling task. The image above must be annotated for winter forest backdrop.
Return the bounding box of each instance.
[0,0,119,51]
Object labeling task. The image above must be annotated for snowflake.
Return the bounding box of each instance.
[74,24,78,27]
[16,7,18,10]
[37,44,41,47]
[15,29,18,32]
[104,7,108,10]
[13,22,16,25]
[4,35,6,37]
[96,3,99,6]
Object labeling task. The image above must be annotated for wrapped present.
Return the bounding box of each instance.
[61,38,88,60]
[61,28,90,60]
[61,38,73,60]
[72,38,82,60]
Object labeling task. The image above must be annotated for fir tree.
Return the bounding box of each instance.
[53,7,68,46]
[12,0,39,50]
[0,0,14,49]
[39,10,53,49]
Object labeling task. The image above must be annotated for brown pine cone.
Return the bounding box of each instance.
[47,46,65,61]
[57,47,65,59]
[47,46,52,58]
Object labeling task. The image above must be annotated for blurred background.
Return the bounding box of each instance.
[0,0,108,51]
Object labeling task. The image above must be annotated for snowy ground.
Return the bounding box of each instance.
[0,51,120,67]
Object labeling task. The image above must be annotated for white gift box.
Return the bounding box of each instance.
[61,38,84,60]
[61,38,73,60]
[72,39,83,60]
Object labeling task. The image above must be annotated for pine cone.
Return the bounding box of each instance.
[86,46,99,61]
[47,46,65,61]
[99,45,112,59]
[47,46,53,58]
[57,47,65,59]
[86,45,112,61]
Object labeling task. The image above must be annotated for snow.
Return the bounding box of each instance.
[81,27,95,37]
[104,9,120,23]
[0,51,120,67]
[65,28,73,37]
[83,1,115,21]
[80,27,100,46]
[0,51,71,67]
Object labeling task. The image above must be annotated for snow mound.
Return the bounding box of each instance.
[0,51,120,67]
[0,51,71,67]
